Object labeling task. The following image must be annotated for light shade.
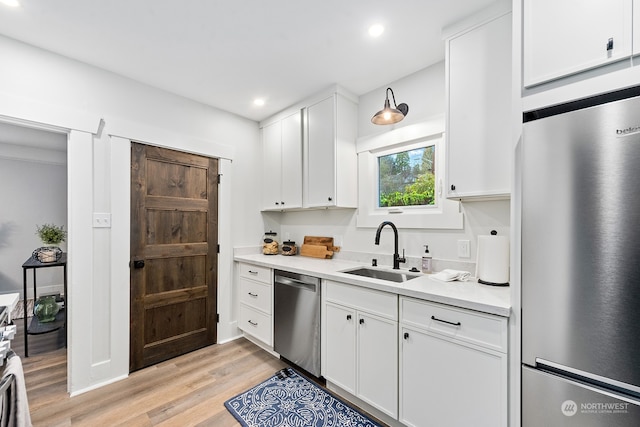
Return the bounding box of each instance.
[371,88,409,125]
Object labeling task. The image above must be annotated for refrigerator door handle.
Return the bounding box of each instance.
[537,358,640,397]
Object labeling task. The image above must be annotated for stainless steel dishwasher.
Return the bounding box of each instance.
[273,269,321,377]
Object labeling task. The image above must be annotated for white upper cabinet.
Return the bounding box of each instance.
[280,112,303,208]
[445,11,512,200]
[261,121,283,210]
[260,88,357,211]
[523,0,633,88]
[261,111,302,210]
[305,93,357,208]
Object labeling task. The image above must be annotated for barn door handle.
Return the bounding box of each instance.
[133,260,145,269]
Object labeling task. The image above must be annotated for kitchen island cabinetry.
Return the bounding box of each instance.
[261,111,302,210]
[523,0,632,88]
[305,93,357,208]
[323,280,398,419]
[445,10,511,200]
[399,296,508,427]
[237,262,273,346]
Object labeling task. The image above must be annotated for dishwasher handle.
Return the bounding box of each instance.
[275,276,318,292]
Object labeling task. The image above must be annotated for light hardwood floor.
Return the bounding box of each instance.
[15,331,288,426]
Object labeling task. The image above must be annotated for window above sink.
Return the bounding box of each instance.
[355,119,463,230]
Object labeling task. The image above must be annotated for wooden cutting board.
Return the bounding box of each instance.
[300,244,334,259]
[303,236,340,252]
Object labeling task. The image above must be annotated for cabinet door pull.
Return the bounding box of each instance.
[328,196,333,201]
[248,292,258,297]
[404,332,410,339]
[450,184,456,191]
[431,315,461,327]
[346,314,352,320]
[359,318,365,325]
[248,270,258,275]
[607,37,614,51]
[248,320,258,326]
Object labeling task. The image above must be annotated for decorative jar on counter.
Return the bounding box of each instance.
[281,241,297,256]
[262,231,279,255]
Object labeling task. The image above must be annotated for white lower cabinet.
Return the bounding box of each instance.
[237,262,273,346]
[357,312,398,418]
[399,297,508,427]
[323,281,398,419]
[324,303,356,394]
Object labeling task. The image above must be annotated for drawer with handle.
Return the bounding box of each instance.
[239,277,271,314]
[238,262,272,284]
[239,304,272,346]
[400,296,507,353]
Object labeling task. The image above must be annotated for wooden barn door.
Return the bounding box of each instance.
[130,142,218,372]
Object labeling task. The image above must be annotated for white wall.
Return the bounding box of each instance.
[0,148,67,297]
[0,34,263,394]
[357,62,447,139]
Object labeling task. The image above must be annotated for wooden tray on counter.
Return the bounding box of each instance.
[300,236,340,259]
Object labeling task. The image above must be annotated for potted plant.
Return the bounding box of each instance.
[34,223,67,262]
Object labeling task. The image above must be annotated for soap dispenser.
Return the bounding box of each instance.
[422,245,433,273]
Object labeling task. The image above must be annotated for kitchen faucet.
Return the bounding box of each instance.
[374,221,406,270]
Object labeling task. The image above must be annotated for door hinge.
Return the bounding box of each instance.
[217,244,220,253]
[217,173,222,184]
[216,313,220,323]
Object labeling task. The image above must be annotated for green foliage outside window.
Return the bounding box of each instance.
[378,145,436,207]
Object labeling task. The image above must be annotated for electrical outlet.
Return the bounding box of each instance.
[457,240,470,258]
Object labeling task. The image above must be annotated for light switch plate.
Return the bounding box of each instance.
[457,240,470,258]
[93,213,111,228]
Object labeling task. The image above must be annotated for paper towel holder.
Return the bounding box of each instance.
[476,229,510,287]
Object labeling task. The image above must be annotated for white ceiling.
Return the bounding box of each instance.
[0,0,499,125]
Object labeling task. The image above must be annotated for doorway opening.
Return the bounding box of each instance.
[0,120,68,357]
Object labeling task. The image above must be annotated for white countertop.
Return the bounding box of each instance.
[234,254,511,317]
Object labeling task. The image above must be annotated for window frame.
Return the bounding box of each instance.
[356,119,463,229]
[375,139,438,210]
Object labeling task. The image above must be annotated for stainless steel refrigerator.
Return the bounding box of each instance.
[522,86,640,426]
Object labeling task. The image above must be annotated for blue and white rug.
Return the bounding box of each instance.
[224,368,383,427]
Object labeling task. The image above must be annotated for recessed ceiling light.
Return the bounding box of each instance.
[368,24,384,38]
[0,0,20,7]
[253,98,265,107]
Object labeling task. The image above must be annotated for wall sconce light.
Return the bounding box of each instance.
[371,87,409,125]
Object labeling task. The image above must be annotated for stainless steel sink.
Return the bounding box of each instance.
[341,267,421,283]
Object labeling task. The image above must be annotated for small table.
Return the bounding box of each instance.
[22,253,67,357]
